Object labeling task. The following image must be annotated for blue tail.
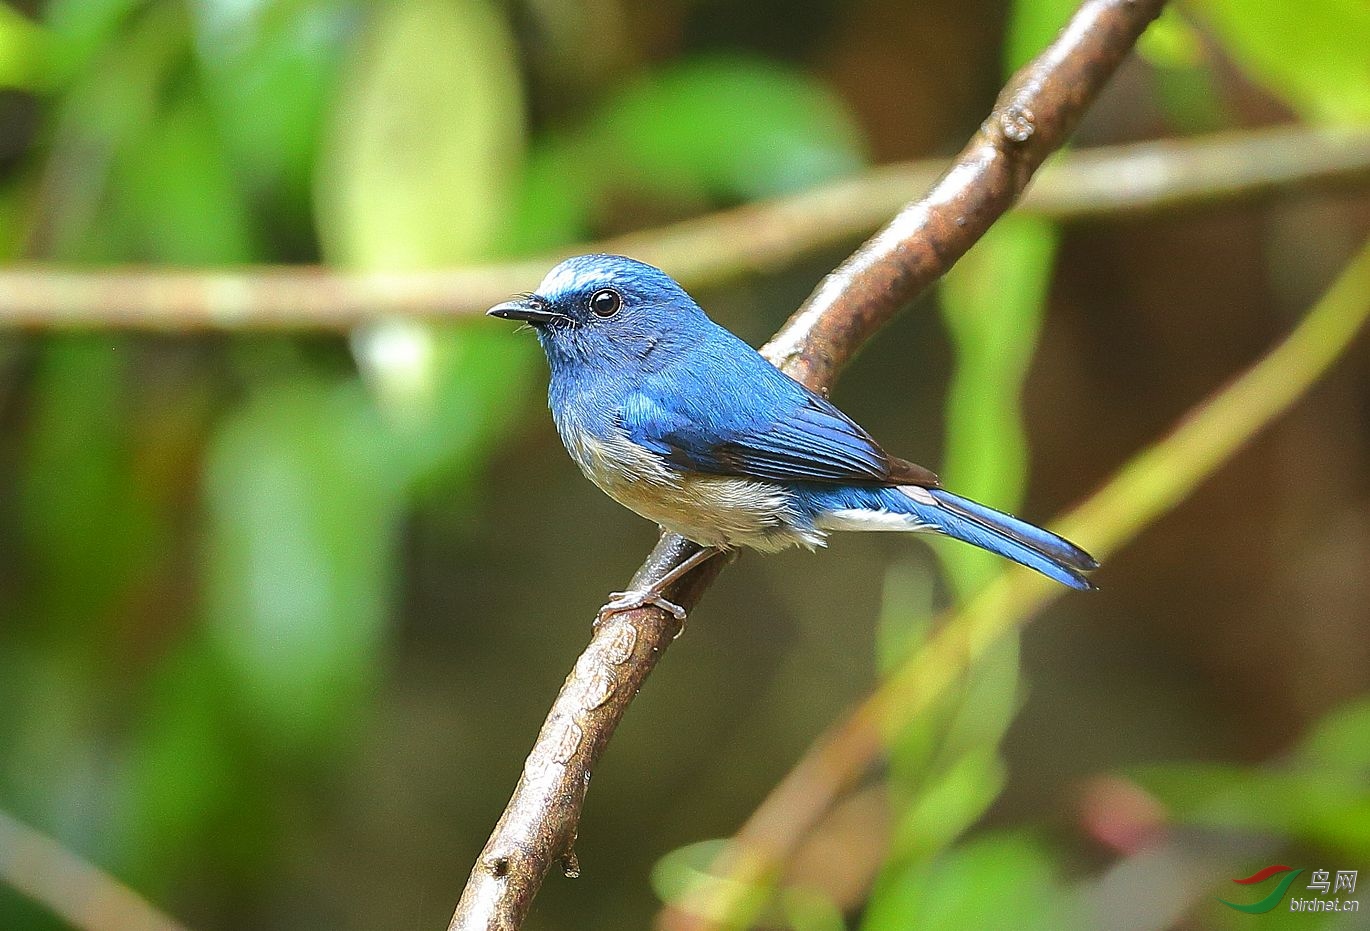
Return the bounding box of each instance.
[909,488,1097,590]
[798,483,1098,590]
[810,485,1096,590]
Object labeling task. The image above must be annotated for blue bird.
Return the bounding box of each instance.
[488,254,1097,621]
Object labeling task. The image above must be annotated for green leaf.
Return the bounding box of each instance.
[1003,0,1079,72]
[111,639,247,892]
[317,0,524,268]
[1136,9,1230,134]
[867,569,1023,914]
[20,337,161,638]
[780,886,847,931]
[189,0,358,223]
[937,215,1059,595]
[594,56,860,201]
[0,646,101,831]
[863,17,1063,925]
[113,88,258,263]
[1192,0,1370,125]
[863,833,1075,931]
[907,637,1021,785]
[878,585,1022,807]
[0,6,51,90]
[29,2,192,261]
[651,839,731,906]
[593,56,864,202]
[1133,763,1370,859]
[40,0,144,86]
[365,324,539,497]
[1137,7,1206,69]
[318,0,533,485]
[875,562,936,677]
[651,839,770,928]
[501,56,866,252]
[1131,700,1370,860]
[875,215,1055,902]
[0,180,25,261]
[885,749,1008,870]
[496,141,597,255]
[1297,695,1370,772]
[201,378,403,750]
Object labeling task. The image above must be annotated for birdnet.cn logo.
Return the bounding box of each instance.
[1219,864,1360,914]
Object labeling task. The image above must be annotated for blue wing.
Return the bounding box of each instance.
[621,333,937,487]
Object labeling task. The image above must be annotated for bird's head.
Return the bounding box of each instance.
[487,254,708,375]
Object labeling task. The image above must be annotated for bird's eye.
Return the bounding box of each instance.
[589,288,622,318]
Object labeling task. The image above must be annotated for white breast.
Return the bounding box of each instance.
[563,427,823,552]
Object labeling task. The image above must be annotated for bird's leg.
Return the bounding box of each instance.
[595,546,721,631]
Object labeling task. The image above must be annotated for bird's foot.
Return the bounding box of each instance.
[594,589,687,631]
[591,546,720,636]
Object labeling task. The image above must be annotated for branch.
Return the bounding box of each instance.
[4,124,1367,331]
[449,1,1166,928]
[659,235,1370,930]
[0,809,189,931]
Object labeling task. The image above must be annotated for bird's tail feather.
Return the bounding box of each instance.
[890,487,1098,590]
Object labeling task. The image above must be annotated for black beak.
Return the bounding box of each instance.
[486,296,562,324]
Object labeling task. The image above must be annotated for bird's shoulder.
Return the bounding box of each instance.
[620,330,938,488]
[627,326,809,424]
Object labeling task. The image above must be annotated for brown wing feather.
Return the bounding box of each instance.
[885,455,940,488]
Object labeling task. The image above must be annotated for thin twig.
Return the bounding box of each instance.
[3,124,1368,331]
[0,809,189,931]
[658,236,1370,930]
[448,2,1166,929]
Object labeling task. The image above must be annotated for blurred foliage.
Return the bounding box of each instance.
[860,2,1066,923]
[861,0,1370,921]
[0,5,49,90]
[503,56,865,253]
[652,0,1370,927]
[1,0,1369,930]
[867,832,1075,930]
[1135,9,1230,134]
[319,0,523,269]
[1136,696,1370,860]
[861,563,1023,930]
[1189,0,1370,125]
[936,215,1060,594]
[1,1,869,928]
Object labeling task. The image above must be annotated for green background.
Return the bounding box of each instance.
[0,0,1368,928]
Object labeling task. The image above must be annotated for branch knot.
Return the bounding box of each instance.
[999,105,1037,144]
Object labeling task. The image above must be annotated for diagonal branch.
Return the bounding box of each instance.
[448,1,1166,928]
[0,809,189,931]
[659,236,1370,930]
[3,124,1368,331]
[761,0,1165,384]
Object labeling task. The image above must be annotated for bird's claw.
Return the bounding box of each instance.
[595,589,687,630]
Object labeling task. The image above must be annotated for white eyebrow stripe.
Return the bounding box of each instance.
[538,261,618,299]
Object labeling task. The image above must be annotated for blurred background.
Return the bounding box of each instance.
[1,0,1368,929]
